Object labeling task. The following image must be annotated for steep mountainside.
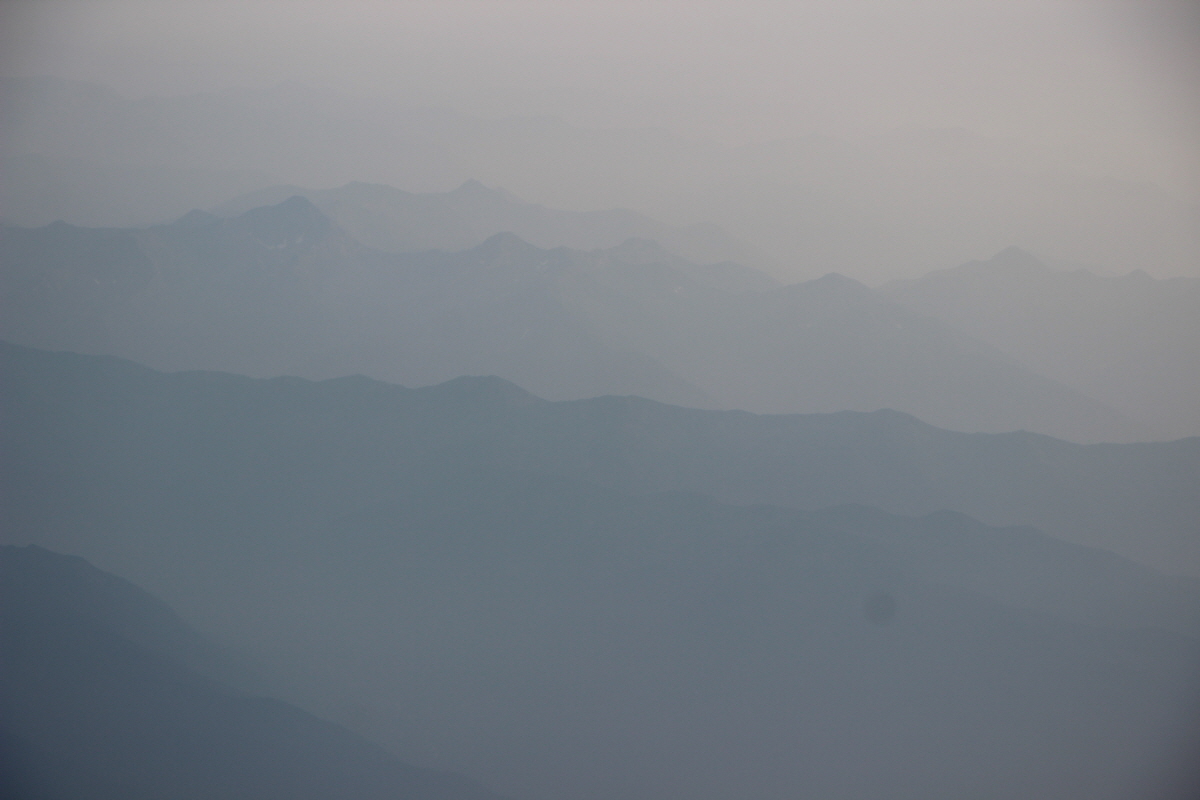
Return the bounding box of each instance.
[0,544,513,800]
[883,247,1200,439]
[0,198,1146,441]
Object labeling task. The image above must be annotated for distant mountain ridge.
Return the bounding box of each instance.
[883,247,1200,439]
[3,76,1196,281]
[211,179,777,274]
[6,72,1200,800]
[0,197,1148,442]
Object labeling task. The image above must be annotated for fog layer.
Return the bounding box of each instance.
[3,1,1198,282]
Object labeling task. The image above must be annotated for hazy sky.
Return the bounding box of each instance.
[3,0,1199,197]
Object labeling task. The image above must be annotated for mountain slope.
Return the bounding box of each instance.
[4,485,1200,800]
[0,544,513,800]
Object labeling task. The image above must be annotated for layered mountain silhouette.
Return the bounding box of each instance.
[0,197,1148,441]
[0,544,513,800]
[4,77,1197,281]
[2,339,1196,577]
[883,247,1200,439]
[7,72,1200,800]
[211,179,774,271]
[2,346,1198,800]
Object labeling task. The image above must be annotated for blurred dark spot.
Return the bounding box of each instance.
[864,591,897,625]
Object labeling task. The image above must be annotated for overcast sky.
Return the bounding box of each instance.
[2,0,1198,199]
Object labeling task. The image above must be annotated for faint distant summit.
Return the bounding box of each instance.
[240,195,333,248]
[779,272,876,305]
[421,374,546,408]
[470,231,544,261]
[211,179,770,269]
[979,246,1049,273]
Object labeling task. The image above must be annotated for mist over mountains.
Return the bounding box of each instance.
[3,76,1196,282]
[4,193,1187,442]
[210,179,772,270]
[3,6,1199,797]
[883,247,1200,440]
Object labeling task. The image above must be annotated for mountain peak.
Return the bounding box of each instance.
[984,246,1048,273]
[794,272,873,298]
[238,195,334,247]
[450,179,495,196]
[471,231,542,260]
[421,374,544,408]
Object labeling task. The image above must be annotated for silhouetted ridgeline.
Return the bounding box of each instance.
[3,341,1200,798]
[4,77,1197,282]
[3,340,1197,576]
[0,197,1158,442]
[210,178,774,270]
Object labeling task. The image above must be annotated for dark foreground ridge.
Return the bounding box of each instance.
[3,342,1200,799]
[0,544,513,800]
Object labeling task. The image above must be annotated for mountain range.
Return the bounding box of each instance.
[0,195,1161,443]
[210,179,773,270]
[3,76,1196,282]
[2,338,1196,578]
[4,63,1199,800]
[883,247,1200,440]
[2,342,1198,799]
